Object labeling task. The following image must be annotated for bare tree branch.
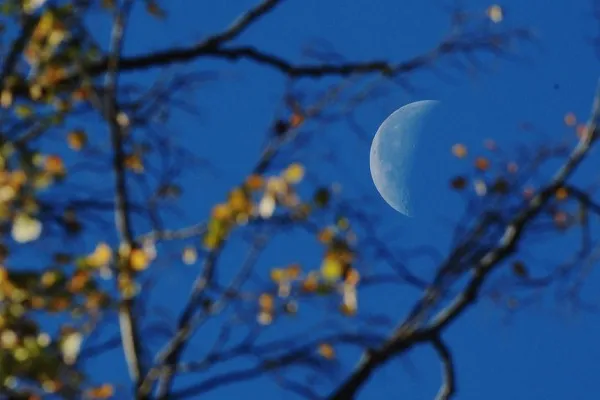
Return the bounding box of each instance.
[432,336,455,400]
[103,0,144,388]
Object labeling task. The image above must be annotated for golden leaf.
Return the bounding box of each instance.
[212,203,232,220]
[129,248,149,271]
[15,105,33,119]
[182,246,197,265]
[45,155,65,175]
[258,293,274,312]
[290,112,304,128]
[245,174,264,191]
[125,154,144,173]
[318,227,334,244]
[270,268,286,283]
[86,384,115,400]
[487,4,503,23]
[555,187,569,201]
[282,163,305,184]
[564,112,576,126]
[67,130,87,151]
[88,243,112,268]
[318,343,335,360]
[321,256,342,281]
[12,214,42,243]
[301,273,319,292]
[451,143,467,158]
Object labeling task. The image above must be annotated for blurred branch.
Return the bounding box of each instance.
[102,0,145,388]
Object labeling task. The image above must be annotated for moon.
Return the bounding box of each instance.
[370,100,442,217]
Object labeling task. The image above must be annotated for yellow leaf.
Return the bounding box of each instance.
[130,248,149,271]
[318,227,334,244]
[60,330,82,365]
[1,90,13,108]
[258,293,274,312]
[318,343,335,360]
[451,143,467,158]
[67,130,87,151]
[270,268,286,283]
[125,154,144,173]
[15,105,33,119]
[12,214,42,243]
[301,273,319,293]
[321,256,342,281]
[45,155,65,175]
[182,246,197,265]
[487,4,503,23]
[283,163,305,184]
[86,384,115,400]
[258,194,276,218]
[212,203,232,220]
[86,243,112,268]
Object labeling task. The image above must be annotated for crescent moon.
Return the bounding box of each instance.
[369,100,440,217]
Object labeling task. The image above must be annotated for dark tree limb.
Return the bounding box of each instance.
[432,336,455,400]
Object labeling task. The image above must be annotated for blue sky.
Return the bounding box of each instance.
[49,0,600,398]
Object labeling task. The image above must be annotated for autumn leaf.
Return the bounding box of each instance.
[129,248,150,271]
[555,187,569,201]
[474,157,490,171]
[564,112,576,126]
[487,4,503,23]
[88,242,112,268]
[258,193,276,218]
[182,246,197,265]
[67,130,87,151]
[290,112,304,128]
[318,343,335,360]
[45,155,65,176]
[125,153,144,173]
[12,213,42,243]
[451,143,467,158]
[86,384,115,400]
[258,293,274,312]
[283,163,305,184]
[321,256,343,281]
[60,329,82,365]
[245,174,264,191]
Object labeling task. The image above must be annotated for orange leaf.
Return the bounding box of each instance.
[451,143,467,158]
[564,112,576,126]
[474,157,490,171]
[555,187,569,201]
[318,343,335,360]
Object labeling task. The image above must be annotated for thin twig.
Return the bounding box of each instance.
[432,336,455,400]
